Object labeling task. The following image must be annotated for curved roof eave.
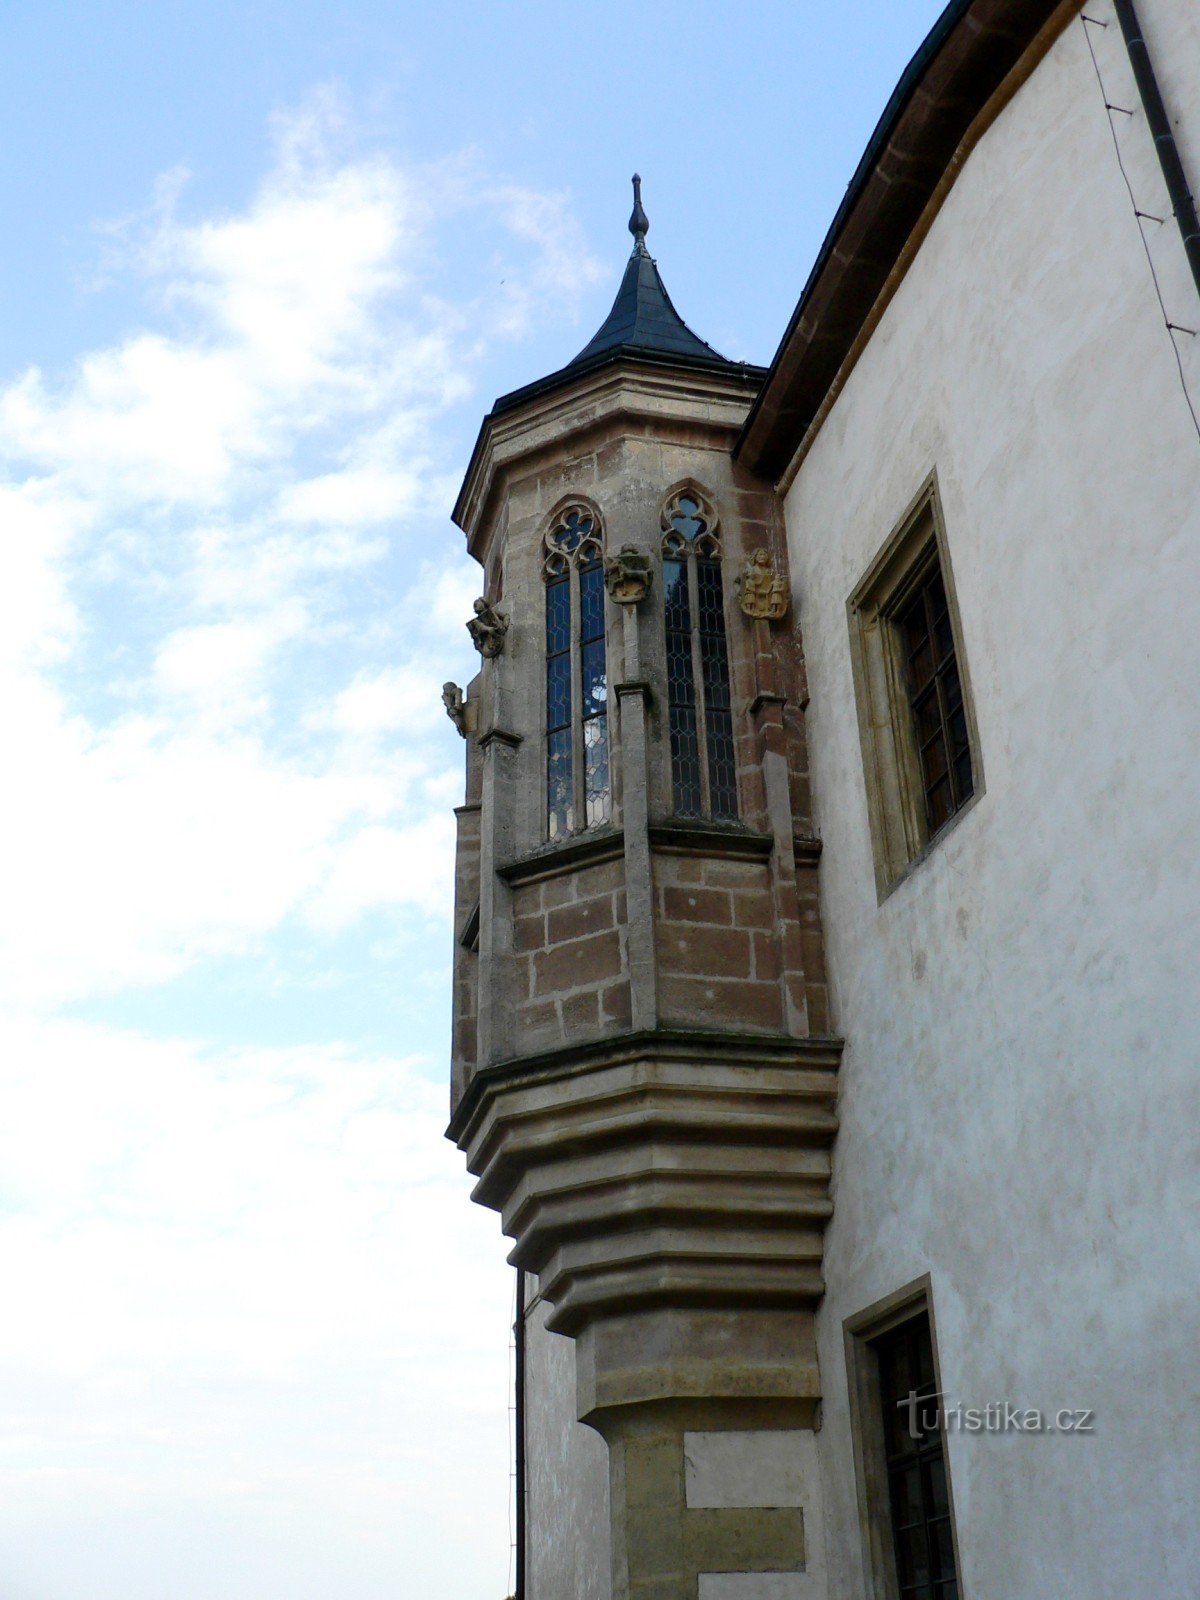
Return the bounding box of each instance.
[736,0,1081,482]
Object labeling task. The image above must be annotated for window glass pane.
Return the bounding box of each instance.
[696,556,738,820]
[581,639,607,720]
[546,576,570,655]
[664,559,702,816]
[584,717,610,827]
[671,497,706,544]
[900,558,973,836]
[547,653,571,733]
[897,1526,930,1587]
[670,706,703,817]
[579,559,605,641]
[873,1315,958,1600]
[547,727,573,839]
[929,1518,956,1580]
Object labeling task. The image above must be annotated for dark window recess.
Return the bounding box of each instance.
[897,561,973,837]
[662,494,737,821]
[579,557,610,828]
[874,1315,958,1600]
[546,574,573,838]
[664,558,703,816]
[542,506,610,839]
[696,556,737,819]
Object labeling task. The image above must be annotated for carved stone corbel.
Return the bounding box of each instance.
[604,544,654,605]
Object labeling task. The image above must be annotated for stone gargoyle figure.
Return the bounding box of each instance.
[466,597,508,658]
[442,682,467,735]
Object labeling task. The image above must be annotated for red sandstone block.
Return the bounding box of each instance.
[600,982,633,1028]
[661,886,733,925]
[657,974,784,1032]
[562,990,601,1031]
[513,914,546,954]
[533,929,623,994]
[657,925,752,979]
[540,876,577,910]
[700,859,766,890]
[732,891,774,930]
[753,932,783,982]
[547,895,616,945]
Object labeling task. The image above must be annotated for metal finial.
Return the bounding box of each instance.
[628,173,649,252]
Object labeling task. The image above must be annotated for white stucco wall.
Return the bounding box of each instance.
[783,4,1200,1597]
[524,1285,611,1600]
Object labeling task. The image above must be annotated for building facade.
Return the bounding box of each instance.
[445,2,1200,1596]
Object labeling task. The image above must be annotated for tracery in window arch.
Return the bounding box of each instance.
[661,488,737,821]
[543,504,610,839]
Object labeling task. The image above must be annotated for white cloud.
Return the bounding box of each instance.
[0,91,600,1598]
[0,90,597,1008]
[0,1017,513,1600]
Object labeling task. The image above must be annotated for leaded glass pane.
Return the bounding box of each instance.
[696,556,737,820]
[549,508,593,555]
[547,653,571,734]
[584,718,611,827]
[545,576,570,655]
[579,557,605,641]
[546,574,572,835]
[547,727,573,839]
[664,558,702,816]
[672,497,705,544]
[581,638,607,720]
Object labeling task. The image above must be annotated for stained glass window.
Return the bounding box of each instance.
[661,490,737,821]
[543,505,610,838]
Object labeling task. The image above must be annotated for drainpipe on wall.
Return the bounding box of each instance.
[1112,0,1200,299]
[514,1268,526,1600]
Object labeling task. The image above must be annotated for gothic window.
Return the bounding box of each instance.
[661,489,737,820]
[543,505,610,839]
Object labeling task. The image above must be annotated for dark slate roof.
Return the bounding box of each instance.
[489,177,765,418]
[567,242,731,371]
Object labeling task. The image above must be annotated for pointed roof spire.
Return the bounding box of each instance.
[629,173,650,254]
[566,174,731,371]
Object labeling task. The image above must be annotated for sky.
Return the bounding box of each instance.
[0,3,947,1596]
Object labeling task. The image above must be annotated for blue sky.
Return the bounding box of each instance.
[0,3,946,1597]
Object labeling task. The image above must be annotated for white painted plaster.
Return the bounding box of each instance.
[523,1284,610,1600]
[684,1431,808,1508]
[697,1575,811,1600]
[782,5,1200,1598]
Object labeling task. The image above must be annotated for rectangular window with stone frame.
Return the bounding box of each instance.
[844,1280,963,1600]
[847,477,982,898]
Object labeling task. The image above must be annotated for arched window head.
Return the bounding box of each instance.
[543,503,610,840]
[660,488,737,821]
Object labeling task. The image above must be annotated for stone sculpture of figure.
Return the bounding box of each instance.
[739,548,790,621]
[466,597,508,658]
[604,543,654,605]
[442,681,467,736]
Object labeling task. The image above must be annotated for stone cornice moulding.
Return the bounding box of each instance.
[446,1025,844,1147]
[455,360,764,560]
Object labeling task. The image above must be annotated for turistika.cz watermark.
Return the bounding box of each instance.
[901,1392,1095,1438]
